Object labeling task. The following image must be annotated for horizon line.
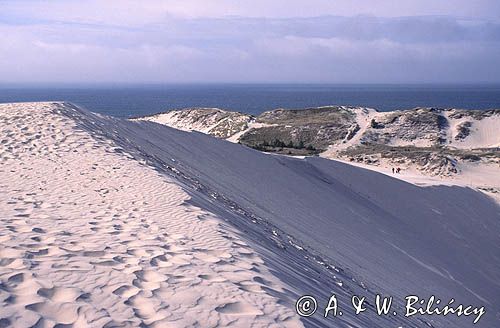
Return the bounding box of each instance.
[1,82,500,87]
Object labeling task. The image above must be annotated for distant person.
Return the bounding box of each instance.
[392,167,395,174]
[396,167,401,174]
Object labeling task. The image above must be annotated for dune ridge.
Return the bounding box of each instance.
[0,102,302,327]
[1,102,499,328]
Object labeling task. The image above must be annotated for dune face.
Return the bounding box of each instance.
[1,102,499,328]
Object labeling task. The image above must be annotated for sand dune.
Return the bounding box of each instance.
[0,102,302,327]
[138,106,499,193]
[1,102,499,328]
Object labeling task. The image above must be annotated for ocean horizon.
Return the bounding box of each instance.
[1,83,500,118]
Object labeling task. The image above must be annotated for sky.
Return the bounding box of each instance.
[1,0,500,84]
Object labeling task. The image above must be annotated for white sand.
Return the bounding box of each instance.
[446,111,500,149]
[136,108,224,134]
[0,103,302,327]
[332,157,500,203]
[319,108,500,202]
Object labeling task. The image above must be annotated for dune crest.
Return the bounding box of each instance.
[0,102,302,327]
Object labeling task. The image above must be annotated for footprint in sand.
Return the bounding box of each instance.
[82,250,106,257]
[7,272,25,284]
[112,285,140,298]
[150,254,172,268]
[0,318,12,328]
[198,274,227,283]
[25,301,80,325]
[37,287,82,303]
[215,302,264,316]
[125,292,162,320]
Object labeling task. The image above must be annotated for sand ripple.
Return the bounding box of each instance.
[0,102,302,327]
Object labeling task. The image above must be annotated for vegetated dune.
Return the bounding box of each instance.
[134,108,253,139]
[1,102,499,327]
[139,106,499,151]
[138,106,500,192]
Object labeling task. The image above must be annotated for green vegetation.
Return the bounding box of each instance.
[248,138,319,155]
[370,119,384,129]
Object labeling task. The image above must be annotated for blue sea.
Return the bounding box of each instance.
[1,84,499,118]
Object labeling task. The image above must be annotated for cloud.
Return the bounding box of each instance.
[1,1,500,83]
[3,0,500,22]
[251,35,500,82]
